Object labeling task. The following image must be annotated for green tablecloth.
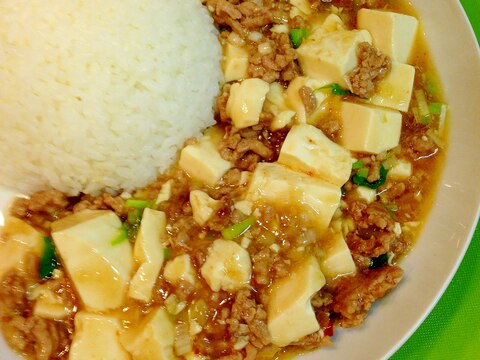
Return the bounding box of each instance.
[392,1,480,358]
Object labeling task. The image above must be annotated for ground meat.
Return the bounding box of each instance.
[227,289,271,349]
[348,42,391,98]
[0,256,73,360]
[332,266,403,327]
[72,193,126,217]
[319,119,341,140]
[10,190,71,231]
[299,86,317,115]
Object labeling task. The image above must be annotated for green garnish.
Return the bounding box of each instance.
[352,160,365,170]
[127,208,142,225]
[290,28,309,49]
[125,199,149,209]
[39,236,58,279]
[318,83,352,96]
[384,203,399,212]
[428,102,443,115]
[352,164,388,190]
[369,253,389,269]
[111,224,128,246]
[356,167,369,179]
[164,248,171,260]
[221,216,255,240]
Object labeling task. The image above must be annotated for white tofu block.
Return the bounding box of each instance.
[190,190,220,226]
[264,82,295,130]
[285,77,328,124]
[311,14,345,34]
[155,180,173,204]
[179,136,232,186]
[121,307,175,360]
[201,239,252,292]
[341,102,402,154]
[268,256,326,346]
[388,159,412,180]
[51,210,133,311]
[319,231,356,279]
[354,186,377,204]
[357,9,419,64]
[223,43,250,82]
[164,254,196,285]
[129,209,167,303]
[290,0,312,18]
[32,286,71,320]
[70,312,130,360]
[297,29,372,88]
[369,62,415,112]
[278,124,352,187]
[0,217,43,280]
[245,162,341,234]
[234,200,253,216]
[226,78,270,129]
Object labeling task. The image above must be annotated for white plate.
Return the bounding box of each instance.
[1,0,479,359]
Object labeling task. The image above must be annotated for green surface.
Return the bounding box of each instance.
[393,2,480,359]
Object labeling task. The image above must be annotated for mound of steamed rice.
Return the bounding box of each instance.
[0,0,222,195]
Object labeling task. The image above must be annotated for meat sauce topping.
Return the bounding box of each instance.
[0,0,447,359]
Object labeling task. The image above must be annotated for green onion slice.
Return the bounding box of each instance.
[221,216,255,240]
[317,83,351,96]
[290,28,309,49]
[39,236,58,279]
[125,199,149,209]
[164,247,171,261]
[111,224,129,246]
[352,164,388,190]
[428,102,443,115]
[352,160,365,169]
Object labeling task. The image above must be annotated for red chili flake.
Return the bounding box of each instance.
[324,321,334,337]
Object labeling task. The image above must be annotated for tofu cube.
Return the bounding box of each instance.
[201,239,252,292]
[179,135,232,186]
[155,180,173,204]
[290,0,312,18]
[341,102,402,154]
[121,307,175,360]
[163,254,196,286]
[319,231,356,279]
[264,82,295,130]
[278,124,352,187]
[357,9,419,64]
[51,210,133,311]
[285,77,328,124]
[32,286,71,320]
[267,256,326,346]
[354,186,377,204]
[297,29,372,88]
[223,43,250,82]
[190,190,220,226]
[388,159,412,180]
[369,62,416,112]
[70,312,130,360]
[129,209,167,303]
[234,200,254,216]
[0,217,43,280]
[245,162,341,234]
[226,78,270,129]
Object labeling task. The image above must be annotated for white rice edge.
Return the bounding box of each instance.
[0,0,222,196]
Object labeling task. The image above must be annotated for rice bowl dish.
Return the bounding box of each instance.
[1,0,478,360]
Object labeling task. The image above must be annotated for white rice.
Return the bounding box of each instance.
[0,0,222,195]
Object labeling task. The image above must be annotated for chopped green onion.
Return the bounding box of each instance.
[127,208,142,225]
[111,225,128,246]
[125,199,148,209]
[290,28,309,49]
[356,167,369,178]
[352,164,388,190]
[352,160,365,169]
[412,107,430,125]
[318,83,351,96]
[428,102,442,115]
[39,236,58,279]
[384,203,399,212]
[369,253,389,269]
[221,216,255,240]
[164,247,171,260]
[414,89,430,124]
